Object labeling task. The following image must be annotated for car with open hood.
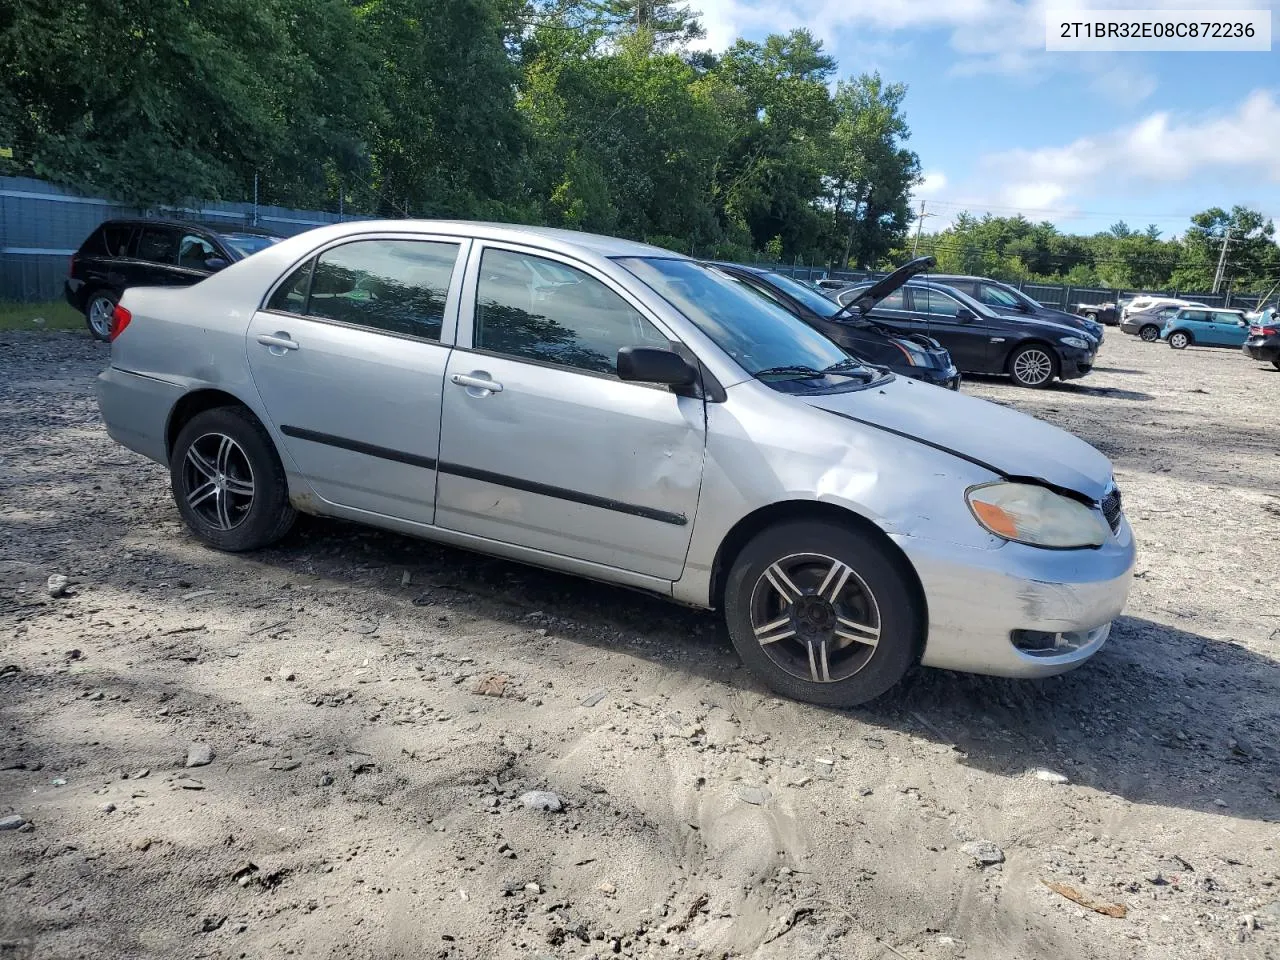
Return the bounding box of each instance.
[830,278,1099,388]
[94,221,1134,707]
[707,259,960,390]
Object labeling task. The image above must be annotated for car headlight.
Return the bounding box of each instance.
[966,482,1110,548]
[1061,336,1090,349]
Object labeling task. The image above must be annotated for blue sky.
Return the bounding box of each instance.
[692,0,1280,238]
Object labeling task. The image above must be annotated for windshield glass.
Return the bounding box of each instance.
[761,271,843,318]
[618,257,881,386]
[220,233,282,258]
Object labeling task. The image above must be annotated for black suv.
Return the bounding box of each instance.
[926,274,1104,342]
[710,260,961,389]
[831,279,1098,388]
[66,218,282,340]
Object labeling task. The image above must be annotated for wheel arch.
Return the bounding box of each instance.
[1002,338,1061,382]
[165,388,262,460]
[708,499,929,659]
[1168,326,1194,344]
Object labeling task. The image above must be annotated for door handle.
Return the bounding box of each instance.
[257,333,299,351]
[451,373,503,393]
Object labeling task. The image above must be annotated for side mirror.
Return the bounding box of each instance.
[617,346,698,388]
[205,257,229,272]
[955,307,975,323]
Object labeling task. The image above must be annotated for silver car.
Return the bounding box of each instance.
[95,221,1135,707]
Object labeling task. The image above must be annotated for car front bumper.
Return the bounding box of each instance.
[1243,337,1280,362]
[908,364,961,390]
[1058,346,1096,380]
[895,515,1135,678]
[96,365,185,467]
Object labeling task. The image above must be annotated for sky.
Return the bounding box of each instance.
[690,0,1280,238]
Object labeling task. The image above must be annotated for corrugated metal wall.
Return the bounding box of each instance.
[0,176,368,302]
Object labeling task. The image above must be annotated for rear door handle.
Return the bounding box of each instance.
[257,333,299,351]
[451,373,503,393]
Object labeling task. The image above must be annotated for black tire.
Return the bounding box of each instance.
[1273,358,1280,371]
[169,406,296,552]
[1168,331,1191,350]
[1007,343,1058,388]
[84,290,118,342]
[1138,325,1160,342]
[723,520,922,707]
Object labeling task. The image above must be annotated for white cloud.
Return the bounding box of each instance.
[916,171,949,197]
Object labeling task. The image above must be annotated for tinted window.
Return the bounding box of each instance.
[135,227,178,264]
[475,249,666,375]
[1214,312,1241,323]
[914,288,962,317]
[266,260,314,314]
[306,239,459,341]
[220,233,281,258]
[978,283,1022,309]
[760,272,842,318]
[836,286,904,310]
[178,234,219,270]
[82,224,134,258]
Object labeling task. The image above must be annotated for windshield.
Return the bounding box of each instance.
[761,271,843,318]
[219,233,282,258]
[617,257,882,387]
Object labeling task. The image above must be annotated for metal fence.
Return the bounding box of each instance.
[0,176,368,302]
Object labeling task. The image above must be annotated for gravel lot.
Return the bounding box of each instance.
[2,328,1278,960]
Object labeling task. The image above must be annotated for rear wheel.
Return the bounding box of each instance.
[1008,344,1057,388]
[169,407,296,552]
[1272,358,1279,371]
[723,520,921,707]
[1138,325,1160,342]
[84,291,117,342]
[1168,331,1190,350]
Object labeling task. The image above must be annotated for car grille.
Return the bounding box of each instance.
[1101,484,1122,534]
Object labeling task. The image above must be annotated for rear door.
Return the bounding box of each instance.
[246,234,468,526]
[910,287,992,372]
[131,226,184,287]
[78,223,137,293]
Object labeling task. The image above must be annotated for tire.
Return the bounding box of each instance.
[1007,343,1058,388]
[1138,325,1160,342]
[723,520,922,707]
[1272,358,1279,371]
[169,406,296,552]
[1168,331,1190,350]
[84,290,118,342]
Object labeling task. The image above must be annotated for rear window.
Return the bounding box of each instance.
[81,223,134,258]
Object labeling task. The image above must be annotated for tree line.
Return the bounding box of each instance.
[0,0,920,267]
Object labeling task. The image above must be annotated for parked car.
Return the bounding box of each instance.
[95,221,1133,707]
[830,279,1098,388]
[923,274,1105,342]
[1075,301,1119,326]
[66,218,283,341]
[1243,308,1280,369]
[708,261,961,389]
[1161,307,1251,350]
[1120,299,1206,341]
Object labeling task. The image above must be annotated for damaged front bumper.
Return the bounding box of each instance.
[893,516,1136,678]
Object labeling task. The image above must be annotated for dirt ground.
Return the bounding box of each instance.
[1,327,1278,960]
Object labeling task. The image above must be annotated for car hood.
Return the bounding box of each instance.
[804,377,1113,500]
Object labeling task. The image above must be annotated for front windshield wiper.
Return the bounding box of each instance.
[822,357,869,374]
[753,365,825,380]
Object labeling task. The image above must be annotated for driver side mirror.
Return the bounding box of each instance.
[205,257,229,272]
[955,307,975,323]
[617,346,698,388]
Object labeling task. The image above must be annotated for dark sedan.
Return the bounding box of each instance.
[66,218,283,340]
[1243,310,1280,369]
[927,274,1105,343]
[709,261,961,390]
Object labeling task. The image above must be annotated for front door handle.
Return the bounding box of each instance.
[451,373,503,394]
[257,333,299,351]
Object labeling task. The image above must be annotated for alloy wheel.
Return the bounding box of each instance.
[1139,326,1159,342]
[748,553,881,684]
[181,433,255,531]
[1012,348,1054,386]
[88,297,114,338]
[1169,332,1189,349]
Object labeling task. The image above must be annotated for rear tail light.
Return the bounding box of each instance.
[68,254,77,276]
[1254,325,1278,336]
[109,304,132,341]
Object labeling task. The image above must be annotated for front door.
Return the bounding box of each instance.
[910,286,992,372]
[245,235,468,526]
[435,244,705,581]
[1208,311,1247,346]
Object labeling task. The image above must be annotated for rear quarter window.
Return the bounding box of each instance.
[81,224,134,258]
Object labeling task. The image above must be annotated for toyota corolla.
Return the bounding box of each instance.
[95,221,1135,707]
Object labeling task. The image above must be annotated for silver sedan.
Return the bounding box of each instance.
[95,221,1135,707]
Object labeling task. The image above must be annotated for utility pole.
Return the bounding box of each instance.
[1211,228,1233,293]
[912,200,935,257]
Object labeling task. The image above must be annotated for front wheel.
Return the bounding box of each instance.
[1008,344,1057,388]
[1168,331,1190,350]
[84,291,118,342]
[1138,325,1161,342]
[170,407,296,552]
[723,520,922,707]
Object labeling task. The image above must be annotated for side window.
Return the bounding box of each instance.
[1183,310,1208,323]
[103,225,134,257]
[875,289,906,311]
[178,234,218,270]
[914,288,962,318]
[306,239,460,342]
[474,248,666,375]
[266,260,314,314]
[135,227,178,264]
[1215,312,1239,324]
[978,283,1021,309]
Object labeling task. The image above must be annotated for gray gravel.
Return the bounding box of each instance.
[1,329,1278,960]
